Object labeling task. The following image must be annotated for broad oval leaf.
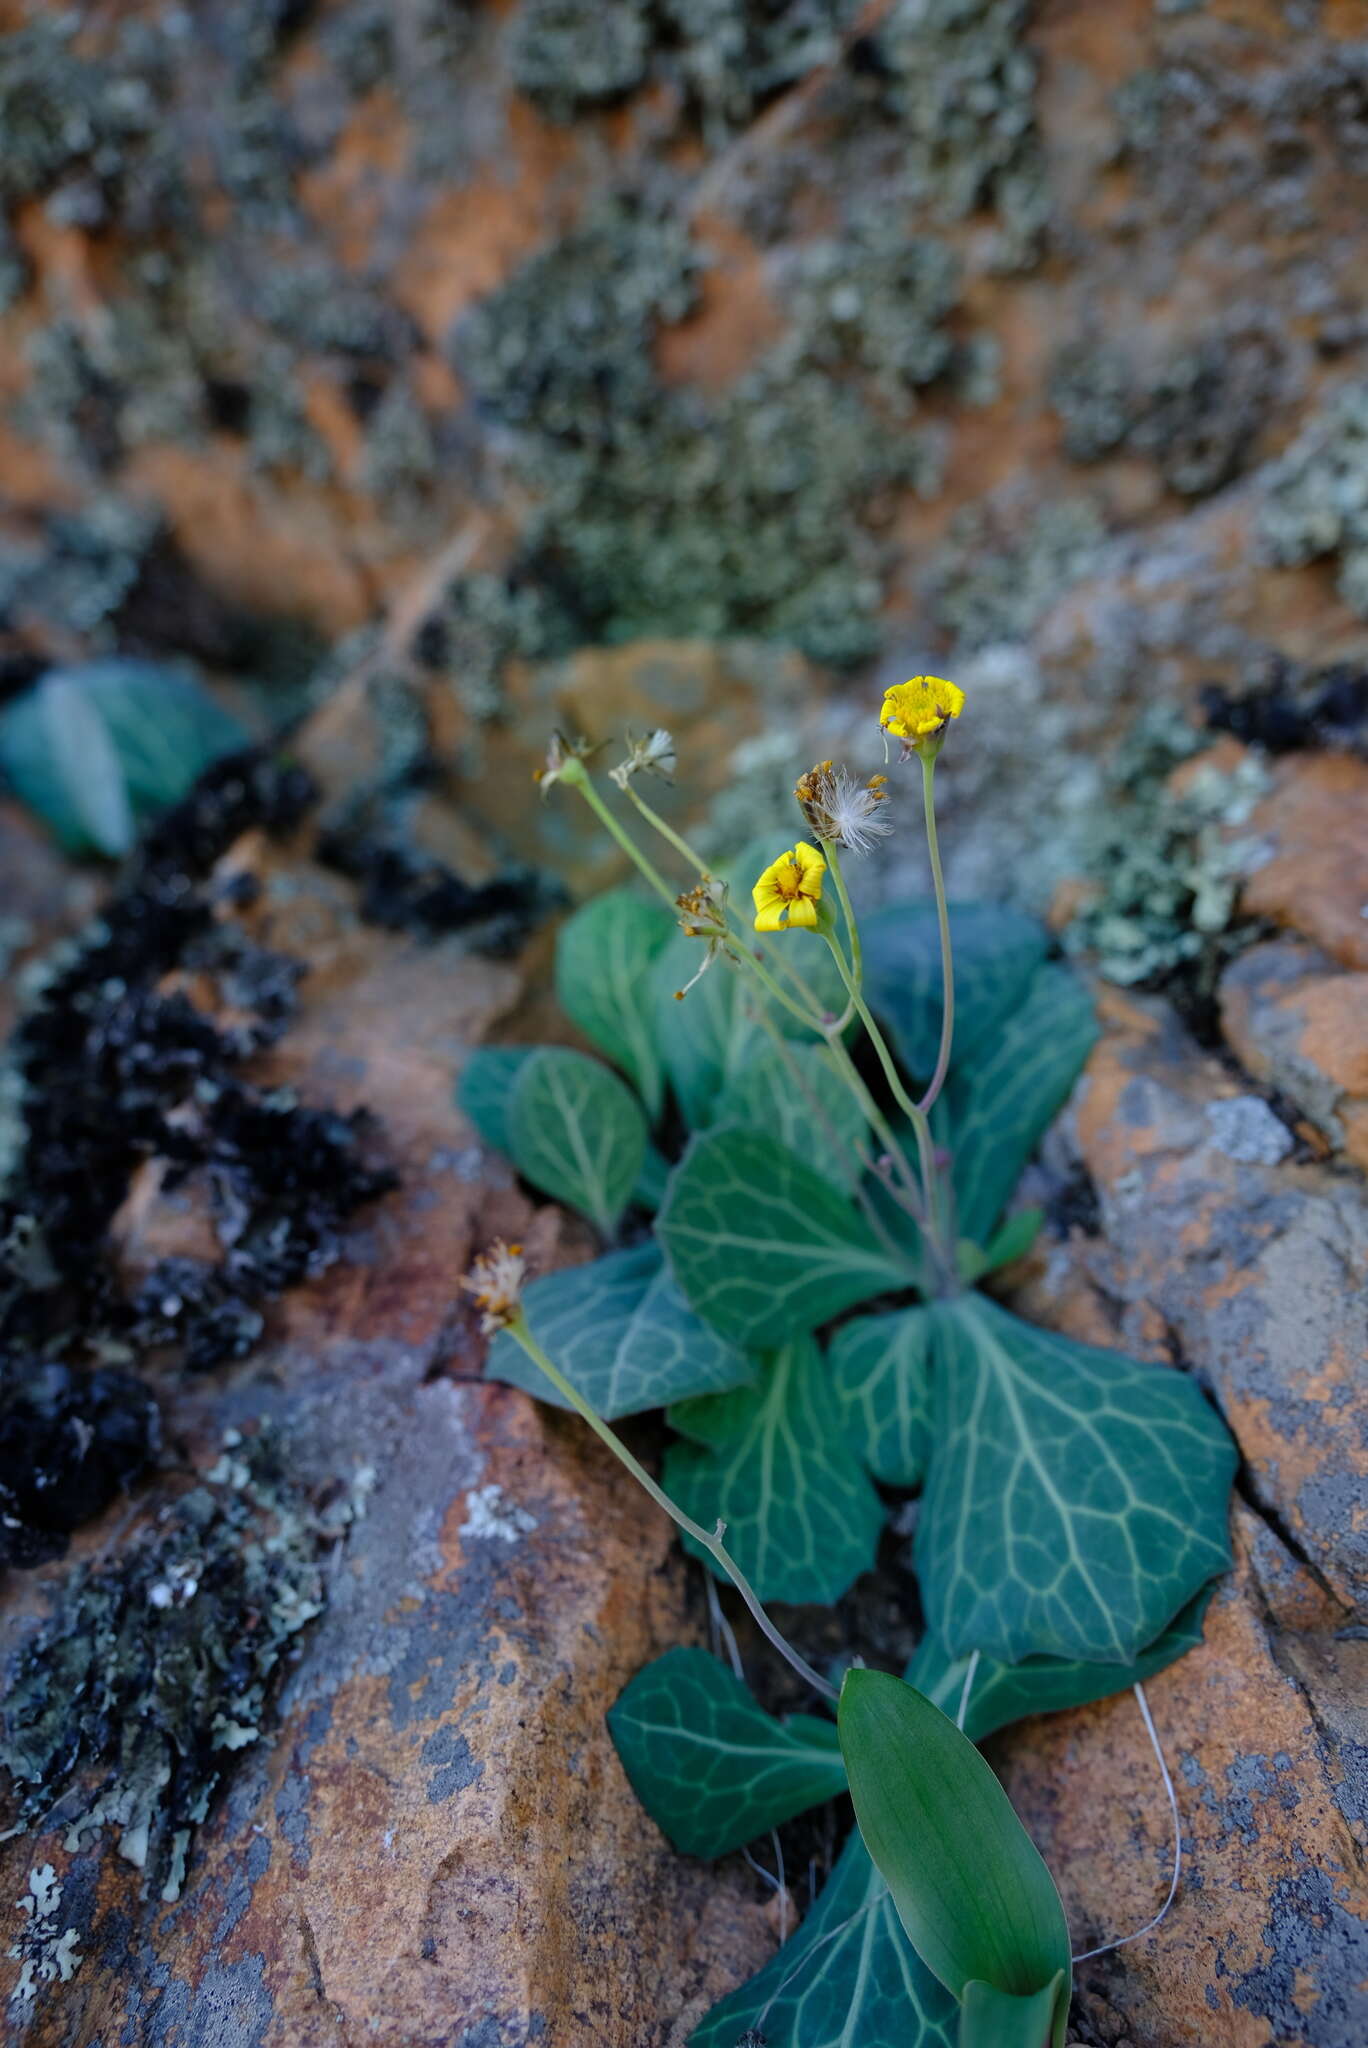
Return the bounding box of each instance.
[713,1044,868,1193]
[0,672,133,856]
[948,961,1097,1245]
[666,1335,886,1605]
[607,1646,845,1859]
[486,1243,753,1419]
[555,890,671,1119]
[507,1048,648,1234]
[456,1045,534,1155]
[838,1669,1072,2003]
[0,660,248,857]
[655,929,764,1128]
[917,1295,1236,1665]
[828,1306,934,1486]
[861,901,1049,1084]
[657,1127,912,1349]
[906,1585,1214,1746]
[689,1824,958,2048]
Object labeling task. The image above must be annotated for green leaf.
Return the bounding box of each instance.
[0,660,247,857]
[658,1127,911,1349]
[906,1585,1214,1745]
[506,1048,647,1234]
[656,927,764,1127]
[456,1046,535,1154]
[80,660,247,813]
[486,1243,754,1419]
[607,1647,845,1859]
[828,1307,933,1486]
[0,672,133,855]
[861,902,1049,1084]
[960,1972,1069,2048]
[948,963,1098,1244]
[917,1295,1236,1666]
[689,1825,959,2048]
[633,1140,672,1211]
[555,890,671,1119]
[713,1044,869,1192]
[838,1669,1072,2003]
[666,1335,886,1604]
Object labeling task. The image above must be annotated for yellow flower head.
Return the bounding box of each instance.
[752,842,827,933]
[879,676,965,756]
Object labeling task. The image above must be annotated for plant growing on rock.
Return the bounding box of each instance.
[459,679,1236,2046]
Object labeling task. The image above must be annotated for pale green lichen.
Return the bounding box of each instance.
[873,0,1048,268]
[0,1430,360,1902]
[508,0,652,118]
[1064,707,1273,994]
[1051,328,1282,496]
[6,1865,82,2012]
[926,496,1107,650]
[458,197,970,667]
[1259,379,1368,617]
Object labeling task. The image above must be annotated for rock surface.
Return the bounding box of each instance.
[0,832,774,2046]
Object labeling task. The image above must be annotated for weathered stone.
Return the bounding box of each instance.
[998,981,1368,2045]
[1241,756,1368,973]
[1222,939,1368,1168]
[0,832,774,2044]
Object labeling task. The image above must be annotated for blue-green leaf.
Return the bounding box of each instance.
[555,890,672,1119]
[506,1048,647,1234]
[828,1307,933,1486]
[917,1295,1236,1665]
[713,1044,869,1192]
[658,1127,912,1349]
[666,1334,886,1604]
[689,1825,958,2048]
[456,1046,535,1155]
[486,1243,753,1418]
[607,1647,845,1859]
[0,660,248,857]
[838,1670,1072,2004]
[861,902,1049,1084]
[948,962,1098,1244]
[906,1584,1214,1744]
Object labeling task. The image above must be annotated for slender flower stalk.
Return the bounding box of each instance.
[916,753,954,1118]
[505,1314,838,1705]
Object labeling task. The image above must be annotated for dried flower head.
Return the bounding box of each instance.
[461,1240,526,1334]
[610,727,677,791]
[751,842,827,933]
[879,676,965,758]
[794,760,892,856]
[534,731,596,797]
[673,875,731,998]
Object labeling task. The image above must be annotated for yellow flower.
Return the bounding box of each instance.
[751,842,827,933]
[879,676,965,752]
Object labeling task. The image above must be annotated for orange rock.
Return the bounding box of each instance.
[1241,756,1368,971]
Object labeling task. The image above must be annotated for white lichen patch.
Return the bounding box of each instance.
[8,1865,81,2010]
[460,1483,537,1546]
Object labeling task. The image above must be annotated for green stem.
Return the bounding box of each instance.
[507,1317,838,1704]
[821,930,953,1276]
[571,772,678,910]
[622,784,710,878]
[823,839,862,990]
[917,754,954,1117]
[750,1001,918,1259]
